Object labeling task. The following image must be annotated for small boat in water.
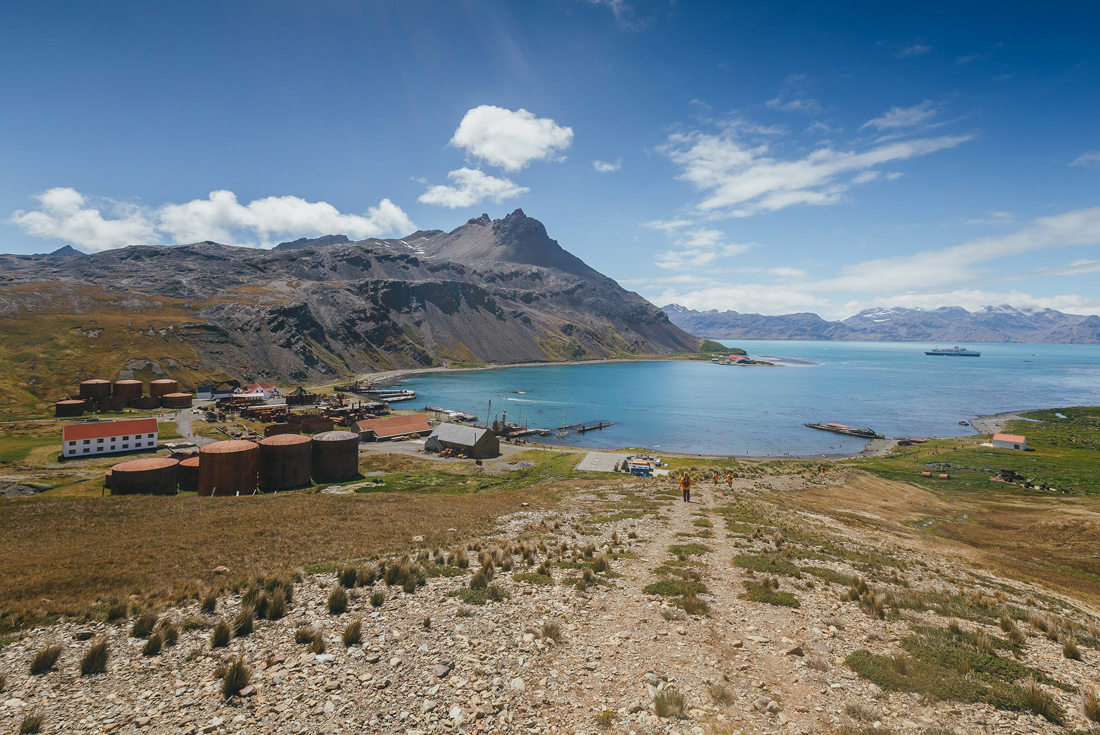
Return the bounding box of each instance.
[805,422,884,440]
[925,346,981,357]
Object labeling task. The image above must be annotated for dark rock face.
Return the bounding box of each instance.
[43,245,85,257]
[662,304,1100,344]
[0,213,698,385]
[273,234,351,251]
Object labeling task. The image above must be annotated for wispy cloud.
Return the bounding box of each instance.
[579,0,650,30]
[10,187,415,251]
[1071,151,1100,167]
[963,211,1014,226]
[860,100,937,130]
[418,168,528,208]
[593,158,623,173]
[896,43,932,58]
[659,128,970,217]
[649,225,753,270]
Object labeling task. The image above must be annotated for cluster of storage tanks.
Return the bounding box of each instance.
[57,379,194,416]
[105,430,360,495]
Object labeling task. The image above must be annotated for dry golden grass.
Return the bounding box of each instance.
[0,487,548,630]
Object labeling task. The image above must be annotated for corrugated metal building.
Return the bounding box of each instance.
[424,423,500,458]
[356,413,433,441]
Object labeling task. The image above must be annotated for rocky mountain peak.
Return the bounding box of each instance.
[466,213,492,226]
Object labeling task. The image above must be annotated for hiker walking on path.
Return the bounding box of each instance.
[726,471,734,488]
[680,473,692,502]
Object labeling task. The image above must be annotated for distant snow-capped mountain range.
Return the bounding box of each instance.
[661,304,1100,344]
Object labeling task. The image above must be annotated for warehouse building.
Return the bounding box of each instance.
[424,423,500,458]
[356,413,433,442]
[63,418,159,458]
[991,433,1027,451]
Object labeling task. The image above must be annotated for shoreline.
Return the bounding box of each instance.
[314,361,1053,461]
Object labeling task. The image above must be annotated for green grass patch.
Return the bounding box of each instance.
[667,543,710,557]
[733,554,800,577]
[740,581,800,607]
[846,650,1065,724]
[512,573,553,585]
[643,579,707,596]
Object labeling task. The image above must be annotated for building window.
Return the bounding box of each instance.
[68,441,76,446]
[83,439,90,445]
[122,435,129,440]
[83,448,90,453]
[122,444,129,449]
[148,433,154,438]
[97,438,104,443]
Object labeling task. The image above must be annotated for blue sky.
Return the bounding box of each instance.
[2,0,1099,318]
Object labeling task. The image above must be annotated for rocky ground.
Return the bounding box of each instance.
[2,471,1099,735]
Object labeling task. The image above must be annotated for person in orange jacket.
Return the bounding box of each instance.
[726,471,734,488]
[679,473,692,502]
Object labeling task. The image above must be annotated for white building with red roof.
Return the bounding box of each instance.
[243,384,280,400]
[991,433,1027,451]
[62,418,159,458]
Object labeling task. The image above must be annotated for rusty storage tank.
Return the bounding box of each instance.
[197,440,258,496]
[161,392,193,409]
[301,415,335,434]
[100,396,129,411]
[110,457,179,496]
[264,423,300,437]
[55,399,86,417]
[79,379,112,400]
[149,379,179,398]
[112,379,143,401]
[178,456,200,493]
[129,395,161,410]
[258,434,312,490]
[311,430,359,483]
[104,469,113,490]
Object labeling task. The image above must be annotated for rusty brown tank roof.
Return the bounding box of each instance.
[200,440,258,454]
[312,431,358,442]
[259,434,312,446]
[112,457,179,472]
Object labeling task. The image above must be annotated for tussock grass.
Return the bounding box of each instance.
[1082,685,1100,723]
[210,620,231,648]
[370,591,384,608]
[131,611,157,638]
[80,638,108,675]
[309,634,325,654]
[654,688,686,719]
[160,621,179,646]
[220,656,251,700]
[19,711,44,734]
[328,586,348,615]
[295,626,320,645]
[458,585,509,605]
[592,554,609,574]
[233,608,253,637]
[30,644,61,675]
[106,600,128,622]
[266,589,286,620]
[1062,636,1081,660]
[342,619,362,646]
[541,621,562,643]
[142,633,162,657]
[200,593,217,615]
[708,682,734,705]
[733,554,799,577]
[678,591,709,616]
[338,567,357,588]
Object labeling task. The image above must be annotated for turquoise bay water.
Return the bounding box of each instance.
[400,341,1100,456]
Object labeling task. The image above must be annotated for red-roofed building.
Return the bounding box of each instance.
[991,433,1027,451]
[356,413,433,441]
[62,418,159,458]
[244,384,280,400]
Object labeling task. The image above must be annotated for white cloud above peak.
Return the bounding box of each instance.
[10,187,415,251]
[418,168,528,208]
[450,105,574,172]
[1071,151,1100,167]
[593,158,622,172]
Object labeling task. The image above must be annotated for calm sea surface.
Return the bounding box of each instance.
[399,341,1100,456]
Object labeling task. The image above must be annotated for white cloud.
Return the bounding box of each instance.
[851,171,881,185]
[860,100,936,130]
[159,191,414,244]
[660,129,970,217]
[820,206,1100,294]
[579,0,648,30]
[593,158,623,173]
[997,259,1100,281]
[11,187,415,250]
[417,168,529,208]
[840,290,1100,318]
[1071,151,1100,167]
[10,188,157,252]
[896,43,932,58]
[766,97,822,114]
[963,210,1014,226]
[651,282,831,314]
[653,227,753,270]
[450,106,573,172]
